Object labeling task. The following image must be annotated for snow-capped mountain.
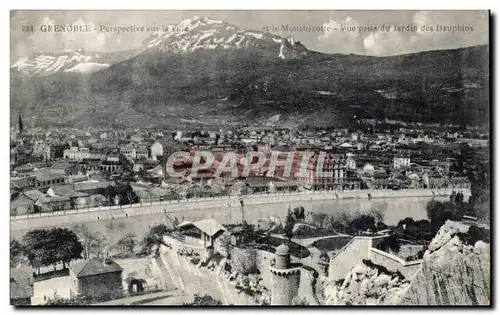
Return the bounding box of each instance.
[11,50,109,76]
[12,16,309,77]
[11,48,142,77]
[143,16,308,59]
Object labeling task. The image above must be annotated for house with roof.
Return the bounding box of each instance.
[69,257,123,302]
[10,267,34,305]
[10,189,73,216]
[178,219,226,248]
[10,189,46,215]
[10,177,33,192]
[47,185,90,208]
[27,168,66,190]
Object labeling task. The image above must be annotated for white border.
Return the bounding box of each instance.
[3,1,498,314]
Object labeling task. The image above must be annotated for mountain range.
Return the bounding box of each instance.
[10,16,489,130]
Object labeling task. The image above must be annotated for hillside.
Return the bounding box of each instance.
[10,17,489,130]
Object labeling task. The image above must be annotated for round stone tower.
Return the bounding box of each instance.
[269,244,302,305]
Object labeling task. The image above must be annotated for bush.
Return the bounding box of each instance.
[185,294,222,306]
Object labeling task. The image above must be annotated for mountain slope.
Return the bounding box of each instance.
[11,48,142,77]
[9,17,489,129]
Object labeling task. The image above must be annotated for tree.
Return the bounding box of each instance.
[90,232,107,258]
[23,229,53,274]
[116,233,137,255]
[10,239,25,267]
[72,224,93,260]
[293,206,306,220]
[310,213,329,229]
[185,294,222,306]
[72,224,107,259]
[142,224,169,253]
[22,228,83,273]
[50,228,83,269]
[346,215,376,235]
[284,209,295,239]
[426,200,464,235]
[377,234,401,254]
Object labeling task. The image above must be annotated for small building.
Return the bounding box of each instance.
[123,277,147,295]
[69,258,123,302]
[10,267,34,305]
[394,156,411,169]
[10,189,46,215]
[178,219,226,248]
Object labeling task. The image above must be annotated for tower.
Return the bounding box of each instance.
[269,244,302,305]
[18,113,23,135]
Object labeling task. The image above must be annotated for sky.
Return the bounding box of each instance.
[10,10,489,62]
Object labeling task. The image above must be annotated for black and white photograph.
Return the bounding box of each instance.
[9,10,491,306]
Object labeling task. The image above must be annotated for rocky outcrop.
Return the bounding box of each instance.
[322,259,411,305]
[322,220,490,305]
[278,37,309,60]
[401,220,490,305]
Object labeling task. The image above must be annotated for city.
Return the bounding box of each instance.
[10,10,490,307]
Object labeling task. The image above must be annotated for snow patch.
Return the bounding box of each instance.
[315,91,335,95]
[64,62,110,73]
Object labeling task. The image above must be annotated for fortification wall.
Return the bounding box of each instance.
[369,248,422,279]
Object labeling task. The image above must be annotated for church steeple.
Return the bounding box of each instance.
[18,113,24,135]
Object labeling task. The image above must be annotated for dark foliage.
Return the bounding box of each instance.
[142,224,170,252]
[458,225,490,245]
[346,215,376,235]
[284,209,295,239]
[184,294,222,306]
[23,228,83,271]
[10,239,25,267]
[426,201,464,235]
[395,218,433,242]
[376,234,401,253]
[103,184,139,205]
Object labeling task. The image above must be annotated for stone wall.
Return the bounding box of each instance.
[230,246,259,275]
[369,248,422,279]
[151,237,267,305]
[328,236,381,281]
[75,271,123,301]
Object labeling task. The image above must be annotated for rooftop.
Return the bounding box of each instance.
[178,218,226,238]
[70,257,123,278]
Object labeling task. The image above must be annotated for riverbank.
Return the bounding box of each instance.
[10,188,469,240]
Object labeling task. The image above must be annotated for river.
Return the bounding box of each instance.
[10,195,450,241]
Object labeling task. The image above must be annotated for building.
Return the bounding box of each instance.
[10,267,34,305]
[10,189,46,215]
[295,153,346,189]
[150,142,163,160]
[27,169,66,190]
[178,219,226,248]
[69,258,123,302]
[136,145,149,160]
[33,142,51,160]
[120,144,137,161]
[269,244,302,305]
[394,156,411,169]
[64,147,89,161]
[345,153,356,170]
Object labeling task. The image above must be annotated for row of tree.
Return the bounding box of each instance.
[11,228,83,273]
